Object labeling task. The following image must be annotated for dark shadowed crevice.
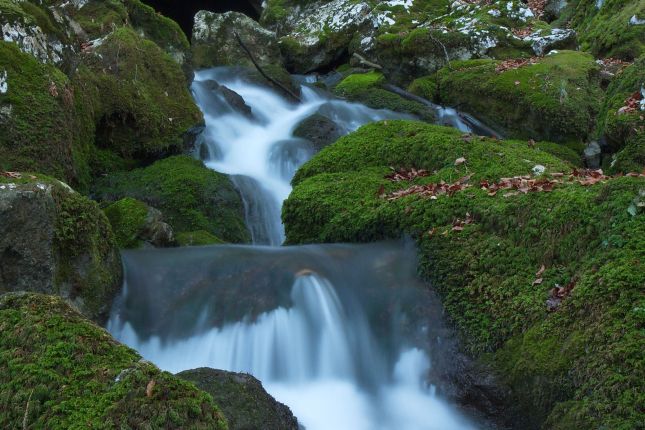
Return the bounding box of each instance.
[141,0,261,39]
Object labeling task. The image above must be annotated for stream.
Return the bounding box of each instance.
[107,68,492,429]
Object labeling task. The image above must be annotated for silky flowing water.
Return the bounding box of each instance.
[108,68,487,429]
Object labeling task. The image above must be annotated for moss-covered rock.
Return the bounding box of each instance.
[80,27,202,159]
[0,41,95,191]
[177,368,299,430]
[334,71,435,121]
[103,197,176,249]
[566,0,645,60]
[0,0,71,65]
[595,56,645,173]
[434,51,602,144]
[284,119,644,429]
[175,230,224,246]
[124,0,191,68]
[192,10,282,70]
[0,292,228,429]
[0,177,121,323]
[94,156,250,244]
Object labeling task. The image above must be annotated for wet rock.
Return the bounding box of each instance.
[0,180,122,323]
[293,113,343,151]
[192,11,282,69]
[583,141,602,168]
[177,368,299,430]
[202,80,254,119]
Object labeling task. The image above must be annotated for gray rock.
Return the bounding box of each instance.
[141,206,176,248]
[584,141,602,168]
[177,368,299,430]
[293,113,343,151]
[192,11,282,69]
[524,28,577,56]
[203,80,254,119]
[0,181,122,323]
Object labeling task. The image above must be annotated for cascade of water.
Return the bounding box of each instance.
[108,243,478,430]
[191,68,411,244]
[108,69,490,430]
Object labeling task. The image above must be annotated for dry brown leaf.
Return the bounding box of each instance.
[146,379,155,398]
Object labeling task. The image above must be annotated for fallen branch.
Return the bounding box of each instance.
[233,32,301,103]
[352,53,383,70]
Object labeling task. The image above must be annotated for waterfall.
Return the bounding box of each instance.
[190,68,412,244]
[108,68,487,429]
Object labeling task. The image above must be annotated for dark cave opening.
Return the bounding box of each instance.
[142,0,261,39]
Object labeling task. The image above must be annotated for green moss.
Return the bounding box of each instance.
[407,75,438,101]
[93,156,250,244]
[0,41,94,191]
[79,27,201,159]
[52,184,122,322]
[596,56,645,150]
[534,141,582,166]
[176,230,225,246]
[103,197,149,249]
[334,72,435,121]
[0,293,228,429]
[284,119,645,429]
[435,51,603,144]
[66,0,129,39]
[569,0,645,59]
[124,0,190,64]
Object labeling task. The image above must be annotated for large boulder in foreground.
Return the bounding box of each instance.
[0,293,228,429]
[178,368,299,430]
[93,156,251,245]
[0,176,121,323]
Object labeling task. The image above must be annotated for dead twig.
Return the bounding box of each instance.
[233,32,301,103]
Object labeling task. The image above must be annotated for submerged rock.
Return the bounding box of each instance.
[0,292,228,429]
[293,113,343,151]
[202,79,254,119]
[0,179,121,323]
[178,368,299,430]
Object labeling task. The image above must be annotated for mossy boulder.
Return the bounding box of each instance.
[80,26,202,160]
[177,368,299,430]
[0,292,228,429]
[283,119,645,429]
[262,0,374,73]
[0,177,121,323]
[595,56,644,172]
[93,156,250,244]
[192,10,282,70]
[566,0,645,60]
[0,0,71,65]
[124,0,191,69]
[334,71,435,121]
[434,51,603,144]
[0,41,95,191]
[103,197,176,249]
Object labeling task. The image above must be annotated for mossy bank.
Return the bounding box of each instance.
[0,292,228,429]
[284,120,645,429]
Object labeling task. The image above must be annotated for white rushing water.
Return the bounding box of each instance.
[109,69,481,430]
[191,68,412,245]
